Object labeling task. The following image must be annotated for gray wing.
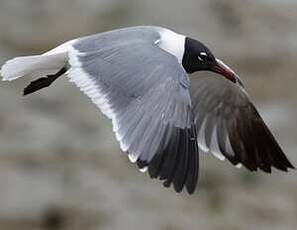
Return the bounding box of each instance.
[67,27,199,193]
[190,75,294,172]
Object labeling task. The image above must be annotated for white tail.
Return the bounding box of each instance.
[0,40,76,81]
[1,53,68,81]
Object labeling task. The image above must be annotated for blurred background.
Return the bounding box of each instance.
[0,0,296,229]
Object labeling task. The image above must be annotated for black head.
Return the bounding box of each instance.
[182,37,238,83]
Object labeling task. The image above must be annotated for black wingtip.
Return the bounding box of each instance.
[217,104,296,174]
[286,162,295,170]
[137,126,199,195]
[285,156,296,169]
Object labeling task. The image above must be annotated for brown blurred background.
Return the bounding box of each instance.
[0,0,297,229]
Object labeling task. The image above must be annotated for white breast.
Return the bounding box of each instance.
[157,28,186,64]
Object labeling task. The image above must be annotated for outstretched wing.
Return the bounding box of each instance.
[67,27,199,193]
[190,75,294,172]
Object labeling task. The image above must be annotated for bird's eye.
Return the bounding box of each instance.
[198,52,208,62]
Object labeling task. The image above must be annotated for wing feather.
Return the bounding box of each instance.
[67,26,200,193]
[190,75,294,172]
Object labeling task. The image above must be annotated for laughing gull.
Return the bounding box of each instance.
[1,26,294,194]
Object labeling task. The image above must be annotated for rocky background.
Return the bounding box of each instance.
[0,0,296,229]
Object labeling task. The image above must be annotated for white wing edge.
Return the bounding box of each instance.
[67,46,132,156]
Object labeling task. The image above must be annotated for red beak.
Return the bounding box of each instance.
[211,59,237,83]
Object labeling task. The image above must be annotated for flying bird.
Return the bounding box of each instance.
[1,26,294,194]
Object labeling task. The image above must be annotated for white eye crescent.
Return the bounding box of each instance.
[198,52,208,61]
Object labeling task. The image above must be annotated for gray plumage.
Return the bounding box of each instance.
[190,75,294,172]
[1,26,294,194]
[68,26,198,193]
